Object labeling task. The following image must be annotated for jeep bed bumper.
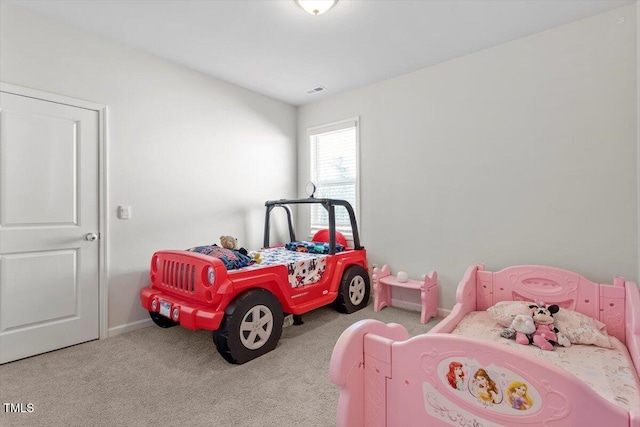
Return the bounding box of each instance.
[140,286,225,331]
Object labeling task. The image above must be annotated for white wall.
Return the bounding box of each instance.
[637,0,640,285]
[0,3,297,332]
[298,4,638,310]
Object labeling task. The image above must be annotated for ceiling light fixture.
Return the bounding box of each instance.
[295,0,338,16]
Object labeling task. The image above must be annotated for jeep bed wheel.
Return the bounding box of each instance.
[334,265,370,314]
[213,289,284,364]
[149,311,178,328]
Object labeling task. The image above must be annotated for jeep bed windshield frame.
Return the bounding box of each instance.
[263,198,362,254]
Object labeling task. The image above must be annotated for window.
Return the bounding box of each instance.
[308,118,359,237]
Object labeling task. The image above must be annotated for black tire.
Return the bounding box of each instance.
[334,265,370,314]
[213,289,284,364]
[149,311,178,328]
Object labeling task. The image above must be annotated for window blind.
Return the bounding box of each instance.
[309,119,358,234]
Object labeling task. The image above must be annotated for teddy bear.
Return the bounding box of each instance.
[220,235,248,256]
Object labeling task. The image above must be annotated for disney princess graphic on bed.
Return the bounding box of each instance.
[506,381,533,410]
[470,368,502,404]
[446,361,465,391]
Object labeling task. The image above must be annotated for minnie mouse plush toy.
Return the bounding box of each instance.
[526,302,571,351]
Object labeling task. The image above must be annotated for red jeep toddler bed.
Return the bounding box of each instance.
[140,198,370,364]
[330,263,640,427]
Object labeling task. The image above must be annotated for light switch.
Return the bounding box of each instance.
[118,205,131,219]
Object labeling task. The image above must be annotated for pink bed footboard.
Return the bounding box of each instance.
[331,264,640,427]
[331,320,635,426]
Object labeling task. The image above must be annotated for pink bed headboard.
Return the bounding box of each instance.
[474,264,627,343]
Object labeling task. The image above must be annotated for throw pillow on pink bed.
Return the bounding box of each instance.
[487,301,530,327]
[487,301,613,348]
[553,309,613,348]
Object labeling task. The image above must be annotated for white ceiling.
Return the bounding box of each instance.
[9,0,636,106]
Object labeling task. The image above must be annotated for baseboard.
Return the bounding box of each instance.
[437,307,451,319]
[389,298,422,313]
[108,318,153,337]
[107,306,451,337]
[388,298,450,321]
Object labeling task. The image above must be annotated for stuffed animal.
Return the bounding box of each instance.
[220,235,248,256]
[500,302,571,351]
[248,251,262,264]
[500,313,536,342]
[526,303,571,351]
[500,303,534,340]
[220,235,238,250]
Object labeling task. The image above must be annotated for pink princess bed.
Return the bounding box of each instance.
[330,264,640,426]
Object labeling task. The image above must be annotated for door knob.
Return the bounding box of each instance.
[85,233,98,242]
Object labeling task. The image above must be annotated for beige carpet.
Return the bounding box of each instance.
[0,303,438,427]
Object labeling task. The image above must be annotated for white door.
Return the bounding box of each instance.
[0,91,100,364]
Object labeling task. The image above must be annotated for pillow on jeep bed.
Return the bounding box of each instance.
[285,241,345,254]
[186,245,254,270]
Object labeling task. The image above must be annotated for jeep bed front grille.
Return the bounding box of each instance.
[163,260,196,293]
